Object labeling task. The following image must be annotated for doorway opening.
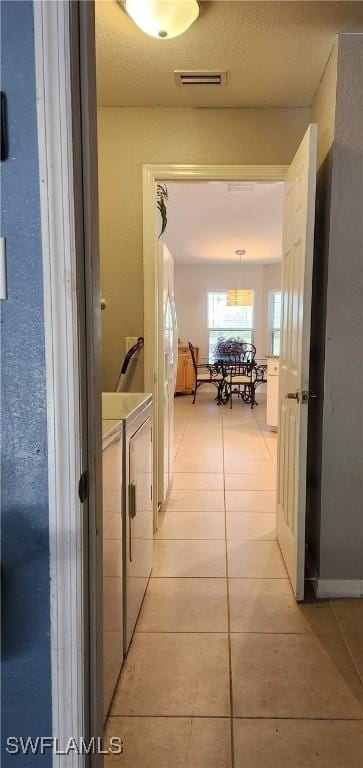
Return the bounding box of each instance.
[155,177,284,513]
[142,164,287,521]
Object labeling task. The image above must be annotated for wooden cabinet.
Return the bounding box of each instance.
[175,345,198,394]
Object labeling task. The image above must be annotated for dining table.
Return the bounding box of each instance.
[201,354,268,406]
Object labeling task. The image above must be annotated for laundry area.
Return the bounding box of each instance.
[102,392,153,718]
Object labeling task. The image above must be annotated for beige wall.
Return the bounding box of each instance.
[306,41,339,575]
[311,42,338,167]
[307,34,363,584]
[98,106,310,390]
[174,262,281,361]
[319,33,363,580]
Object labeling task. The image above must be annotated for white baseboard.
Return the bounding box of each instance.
[315,579,363,599]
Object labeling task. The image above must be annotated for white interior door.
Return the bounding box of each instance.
[158,243,178,506]
[277,124,317,600]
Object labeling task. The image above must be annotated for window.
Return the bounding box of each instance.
[269,290,282,356]
[207,291,254,359]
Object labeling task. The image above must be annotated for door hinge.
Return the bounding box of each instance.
[78,470,89,503]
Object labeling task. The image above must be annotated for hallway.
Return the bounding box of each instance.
[105,391,363,767]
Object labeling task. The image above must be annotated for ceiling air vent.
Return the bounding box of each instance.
[174,70,227,87]
[227,183,254,193]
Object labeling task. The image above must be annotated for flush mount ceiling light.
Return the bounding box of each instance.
[227,250,254,307]
[122,0,199,39]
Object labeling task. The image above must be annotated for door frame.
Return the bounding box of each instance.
[143,164,288,521]
[34,1,102,765]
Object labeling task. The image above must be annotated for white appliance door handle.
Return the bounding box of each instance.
[129,482,137,562]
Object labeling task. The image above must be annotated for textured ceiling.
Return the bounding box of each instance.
[95,1,363,107]
[162,181,284,264]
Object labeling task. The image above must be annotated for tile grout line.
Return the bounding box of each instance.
[253,403,276,467]
[329,600,363,690]
[162,399,235,760]
[172,410,192,463]
[156,537,277,542]
[135,629,315,635]
[222,410,235,768]
[107,713,363,721]
[147,575,295,580]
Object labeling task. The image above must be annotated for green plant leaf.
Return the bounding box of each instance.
[157,184,168,237]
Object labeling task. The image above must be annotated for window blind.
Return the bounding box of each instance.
[270,291,282,356]
[207,291,254,359]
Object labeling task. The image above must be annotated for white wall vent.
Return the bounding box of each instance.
[174,70,227,86]
[227,183,255,193]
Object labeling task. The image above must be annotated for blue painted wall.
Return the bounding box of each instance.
[1,1,52,764]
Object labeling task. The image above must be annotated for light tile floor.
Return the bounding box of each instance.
[105,390,363,767]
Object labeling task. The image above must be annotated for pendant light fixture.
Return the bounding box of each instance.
[123,0,200,40]
[227,250,254,307]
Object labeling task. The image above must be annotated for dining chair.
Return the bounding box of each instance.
[188,342,224,404]
[224,344,257,409]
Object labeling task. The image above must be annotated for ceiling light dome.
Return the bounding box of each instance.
[124,0,199,39]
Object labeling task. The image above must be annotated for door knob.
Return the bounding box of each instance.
[287,391,300,400]
[286,390,318,404]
